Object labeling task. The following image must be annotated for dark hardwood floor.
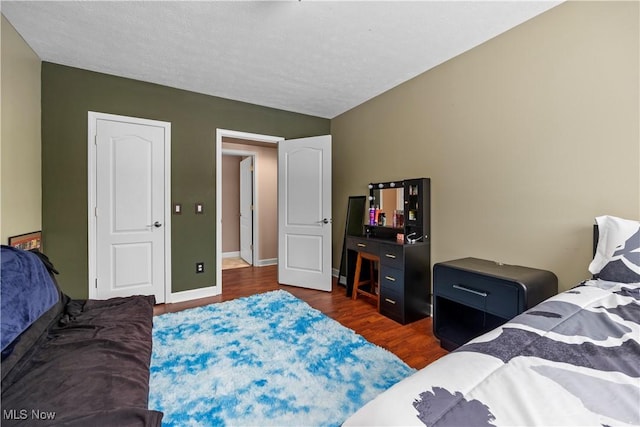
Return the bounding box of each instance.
[154,265,448,370]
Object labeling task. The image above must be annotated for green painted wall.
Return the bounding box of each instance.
[42,62,329,298]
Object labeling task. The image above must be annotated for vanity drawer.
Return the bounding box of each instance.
[380,265,404,293]
[379,244,403,269]
[434,267,519,320]
[380,289,403,323]
[346,238,379,255]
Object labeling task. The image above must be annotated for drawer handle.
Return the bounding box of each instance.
[357,243,366,248]
[384,298,396,305]
[384,276,396,282]
[452,284,488,298]
[385,254,396,259]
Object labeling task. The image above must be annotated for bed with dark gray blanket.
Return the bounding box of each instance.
[344,215,640,426]
[1,245,162,426]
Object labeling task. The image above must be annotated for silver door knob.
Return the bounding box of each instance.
[153,221,162,228]
[322,218,332,224]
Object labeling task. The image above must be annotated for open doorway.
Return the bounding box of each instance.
[216,129,282,291]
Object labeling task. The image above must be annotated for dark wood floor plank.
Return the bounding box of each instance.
[154,265,448,369]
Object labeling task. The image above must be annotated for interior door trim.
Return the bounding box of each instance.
[87,111,172,300]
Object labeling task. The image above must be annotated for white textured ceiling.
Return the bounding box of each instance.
[2,1,561,118]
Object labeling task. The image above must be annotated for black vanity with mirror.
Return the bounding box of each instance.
[345,178,431,324]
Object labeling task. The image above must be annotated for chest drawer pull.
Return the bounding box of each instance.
[357,243,366,248]
[453,284,488,298]
[384,298,397,304]
[384,253,397,259]
[384,276,396,282]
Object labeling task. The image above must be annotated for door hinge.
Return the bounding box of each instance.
[250,244,253,250]
[95,278,98,288]
[250,165,254,172]
[251,204,254,211]
[94,134,97,145]
[94,207,98,217]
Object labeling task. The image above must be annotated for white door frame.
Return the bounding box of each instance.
[216,129,282,291]
[88,111,172,300]
[222,149,257,264]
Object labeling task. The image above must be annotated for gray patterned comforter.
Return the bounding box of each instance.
[344,279,640,426]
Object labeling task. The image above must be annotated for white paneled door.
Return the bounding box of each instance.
[90,113,170,303]
[277,135,332,291]
[239,156,253,264]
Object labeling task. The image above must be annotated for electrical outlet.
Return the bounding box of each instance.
[196,262,204,273]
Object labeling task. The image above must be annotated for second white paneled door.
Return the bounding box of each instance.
[239,156,253,264]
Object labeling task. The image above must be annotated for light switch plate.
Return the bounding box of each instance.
[195,203,204,214]
[174,203,182,214]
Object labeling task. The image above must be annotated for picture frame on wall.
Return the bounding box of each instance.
[8,231,42,251]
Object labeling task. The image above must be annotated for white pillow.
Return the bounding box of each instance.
[589,215,640,283]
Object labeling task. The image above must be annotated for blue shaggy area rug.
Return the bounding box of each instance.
[149,290,415,426]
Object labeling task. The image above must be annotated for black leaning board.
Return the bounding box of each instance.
[338,195,367,285]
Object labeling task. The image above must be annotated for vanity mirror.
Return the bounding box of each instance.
[367,181,404,228]
[365,178,430,244]
[368,181,404,229]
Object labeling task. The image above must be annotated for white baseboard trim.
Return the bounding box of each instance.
[254,258,277,267]
[222,251,240,258]
[332,268,347,285]
[168,285,220,303]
